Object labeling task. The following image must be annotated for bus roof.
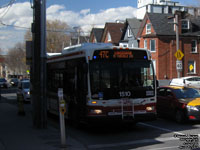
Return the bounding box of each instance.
[47,43,152,62]
[62,43,113,54]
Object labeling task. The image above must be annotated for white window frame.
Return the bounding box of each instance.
[181,19,190,30]
[191,40,197,53]
[127,26,133,37]
[107,32,111,42]
[150,39,156,52]
[144,40,147,49]
[146,23,151,34]
[188,60,196,74]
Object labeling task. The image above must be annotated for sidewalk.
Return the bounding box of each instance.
[0,98,86,150]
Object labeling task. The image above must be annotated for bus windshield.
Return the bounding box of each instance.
[90,60,155,100]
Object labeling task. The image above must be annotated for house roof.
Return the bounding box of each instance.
[101,22,125,45]
[90,28,104,42]
[121,18,141,40]
[138,12,200,37]
[147,13,175,36]
[127,18,142,37]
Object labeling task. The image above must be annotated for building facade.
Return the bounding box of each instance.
[137,11,200,80]
[101,22,125,46]
[120,18,141,48]
[137,0,200,20]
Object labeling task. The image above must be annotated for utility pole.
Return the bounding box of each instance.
[32,0,47,128]
[175,14,181,78]
[169,12,182,78]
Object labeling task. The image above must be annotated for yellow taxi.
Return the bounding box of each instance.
[157,86,200,123]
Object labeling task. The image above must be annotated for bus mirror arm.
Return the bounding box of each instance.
[156,80,159,88]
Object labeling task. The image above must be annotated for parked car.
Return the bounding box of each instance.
[157,86,200,123]
[8,78,19,87]
[169,76,200,89]
[0,78,9,88]
[17,80,30,102]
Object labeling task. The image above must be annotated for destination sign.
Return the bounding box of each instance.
[93,50,148,60]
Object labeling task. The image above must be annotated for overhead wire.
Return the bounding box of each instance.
[0,0,16,9]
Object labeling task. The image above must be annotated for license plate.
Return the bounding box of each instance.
[108,112,122,116]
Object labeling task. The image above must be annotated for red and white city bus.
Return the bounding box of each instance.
[47,43,157,124]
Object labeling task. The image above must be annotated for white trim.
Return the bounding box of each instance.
[107,32,111,42]
[127,26,133,37]
[146,23,151,34]
[150,39,156,52]
[191,40,197,53]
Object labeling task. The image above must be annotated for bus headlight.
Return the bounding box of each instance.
[146,106,154,111]
[90,109,103,114]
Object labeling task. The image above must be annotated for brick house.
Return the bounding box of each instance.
[89,28,104,43]
[137,11,200,80]
[101,22,125,46]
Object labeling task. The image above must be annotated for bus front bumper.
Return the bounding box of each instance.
[86,112,157,123]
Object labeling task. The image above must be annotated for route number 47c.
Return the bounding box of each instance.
[119,91,131,97]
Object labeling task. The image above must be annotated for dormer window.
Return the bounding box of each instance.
[127,26,133,37]
[181,19,190,30]
[146,23,151,34]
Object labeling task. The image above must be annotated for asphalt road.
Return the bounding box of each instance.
[2,87,200,150]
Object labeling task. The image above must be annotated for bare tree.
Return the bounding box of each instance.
[46,20,71,52]
[5,43,28,76]
[24,20,72,53]
[24,29,32,41]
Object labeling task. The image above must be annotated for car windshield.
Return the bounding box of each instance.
[11,78,18,82]
[0,78,6,82]
[173,88,200,99]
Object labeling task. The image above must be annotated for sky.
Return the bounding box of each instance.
[0,0,199,52]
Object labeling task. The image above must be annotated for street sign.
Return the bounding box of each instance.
[174,50,184,60]
[176,60,182,71]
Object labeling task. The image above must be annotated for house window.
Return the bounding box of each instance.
[127,26,133,37]
[144,40,147,49]
[146,23,151,34]
[188,60,196,74]
[107,32,111,42]
[150,39,156,52]
[182,20,189,30]
[191,40,197,53]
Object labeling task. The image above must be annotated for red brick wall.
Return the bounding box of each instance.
[138,13,200,80]
[181,37,200,76]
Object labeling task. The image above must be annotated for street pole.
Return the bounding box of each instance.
[175,14,181,78]
[32,0,47,129]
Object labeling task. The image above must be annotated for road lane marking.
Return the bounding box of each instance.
[88,136,179,149]
[138,122,184,135]
[88,122,198,149]
[148,146,179,150]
